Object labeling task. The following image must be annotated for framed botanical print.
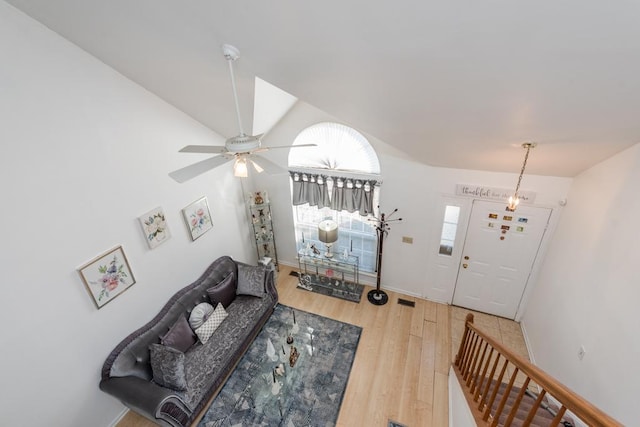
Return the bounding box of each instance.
[182,196,213,241]
[138,206,171,249]
[78,246,136,309]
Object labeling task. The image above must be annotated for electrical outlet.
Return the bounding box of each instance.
[402,236,413,244]
[578,345,586,360]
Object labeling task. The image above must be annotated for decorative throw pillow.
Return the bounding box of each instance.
[194,303,228,344]
[206,272,236,308]
[236,264,266,297]
[188,302,215,330]
[161,315,196,353]
[149,343,187,391]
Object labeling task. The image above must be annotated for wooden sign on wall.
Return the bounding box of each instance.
[456,184,536,204]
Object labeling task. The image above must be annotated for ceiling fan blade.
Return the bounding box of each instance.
[169,156,233,183]
[285,144,317,148]
[253,143,317,154]
[178,145,226,154]
[250,155,286,175]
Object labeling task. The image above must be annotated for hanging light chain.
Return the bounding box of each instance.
[513,143,533,198]
[507,142,536,212]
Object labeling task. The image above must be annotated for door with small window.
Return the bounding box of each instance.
[425,197,471,304]
[452,200,551,319]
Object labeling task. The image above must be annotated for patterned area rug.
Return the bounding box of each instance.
[198,303,362,427]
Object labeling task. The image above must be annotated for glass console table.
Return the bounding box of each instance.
[297,251,363,302]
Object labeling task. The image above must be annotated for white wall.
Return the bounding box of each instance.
[258,100,573,307]
[449,367,477,427]
[0,3,253,426]
[522,143,640,425]
[383,164,572,305]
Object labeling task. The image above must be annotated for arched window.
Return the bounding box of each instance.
[288,122,381,273]
[289,122,380,173]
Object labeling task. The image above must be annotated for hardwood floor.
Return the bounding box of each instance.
[116,265,528,427]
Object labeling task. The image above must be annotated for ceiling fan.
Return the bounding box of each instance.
[169,44,315,182]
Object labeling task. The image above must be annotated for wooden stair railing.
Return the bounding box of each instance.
[454,313,622,427]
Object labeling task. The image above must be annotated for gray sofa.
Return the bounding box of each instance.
[99,256,278,427]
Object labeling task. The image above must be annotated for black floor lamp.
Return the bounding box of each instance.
[367,208,402,306]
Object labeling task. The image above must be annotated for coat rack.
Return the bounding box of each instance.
[368,208,402,305]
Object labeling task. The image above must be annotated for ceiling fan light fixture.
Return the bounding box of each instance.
[506,142,536,212]
[250,159,264,174]
[233,157,248,178]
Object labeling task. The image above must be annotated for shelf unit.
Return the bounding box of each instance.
[248,199,278,270]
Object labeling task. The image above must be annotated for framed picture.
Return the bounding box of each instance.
[78,246,136,309]
[182,196,213,241]
[138,206,171,249]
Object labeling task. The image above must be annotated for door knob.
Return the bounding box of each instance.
[464,256,469,260]
[462,263,468,269]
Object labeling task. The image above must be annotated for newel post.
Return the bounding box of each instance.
[455,313,475,366]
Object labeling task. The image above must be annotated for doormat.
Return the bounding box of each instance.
[198,304,362,427]
[297,273,364,303]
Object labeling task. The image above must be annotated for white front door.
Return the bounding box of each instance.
[452,200,551,319]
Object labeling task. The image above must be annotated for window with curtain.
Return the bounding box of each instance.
[288,122,381,273]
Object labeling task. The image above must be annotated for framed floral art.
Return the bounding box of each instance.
[138,206,171,249]
[78,246,136,309]
[182,196,213,241]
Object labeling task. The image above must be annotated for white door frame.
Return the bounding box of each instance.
[425,194,559,321]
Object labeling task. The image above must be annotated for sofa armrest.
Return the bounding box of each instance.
[100,376,191,426]
[264,267,278,301]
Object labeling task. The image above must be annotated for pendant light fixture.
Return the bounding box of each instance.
[506,142,536,212]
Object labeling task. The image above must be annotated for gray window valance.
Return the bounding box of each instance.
[290,171,378,216]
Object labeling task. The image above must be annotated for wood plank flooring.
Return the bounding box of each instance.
[116,265,528,427]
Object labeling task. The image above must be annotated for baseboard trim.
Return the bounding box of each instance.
[107,408,128,427]
[519,320,536,365]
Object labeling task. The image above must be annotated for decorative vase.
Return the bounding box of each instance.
[266,338,278,361]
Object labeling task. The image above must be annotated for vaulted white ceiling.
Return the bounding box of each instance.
[6,0,640,177]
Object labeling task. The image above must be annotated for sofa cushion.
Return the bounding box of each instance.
[236,264,266,297]
[206,272,236,308]
[161,315,196,352]
[194,303,228,344]
[188,302,215,330]
[149,344,187,391]
[181,293,276,410]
